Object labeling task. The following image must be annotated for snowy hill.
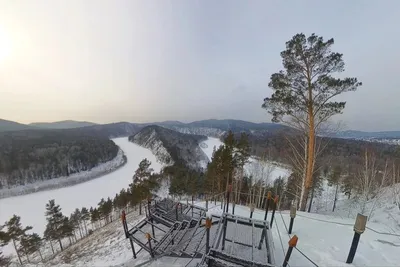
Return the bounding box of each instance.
[0,118,37,132]
[129,125,209,170]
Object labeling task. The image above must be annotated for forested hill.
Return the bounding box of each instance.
[0,130,119,189]
[129,125,209,170]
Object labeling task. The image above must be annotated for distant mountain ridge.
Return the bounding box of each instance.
[3,117,400,140]
[30,120,97,129]
[0,119,38,132]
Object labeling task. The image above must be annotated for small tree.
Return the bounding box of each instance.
[4,215,32,265]
[0,224,11,266]
[262,33,361,211]
[20,233,43,262]
[80,207,90,235]
[45,199,66,251]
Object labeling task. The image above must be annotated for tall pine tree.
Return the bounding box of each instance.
[262,33,361,210]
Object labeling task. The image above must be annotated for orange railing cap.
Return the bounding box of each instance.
[289,235,298,247]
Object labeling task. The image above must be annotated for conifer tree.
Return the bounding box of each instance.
[20,232,43,262]
[262,33,361,210]
[80,207,90,235]
[0,224,11,266]
[4,215,32,265]
[45,199,66,251]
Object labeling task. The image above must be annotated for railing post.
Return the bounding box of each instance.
[221,214,228,251]
[146,233,154,258]
[346,213,367,264]
[121,210,128,238]
[270,195,279,228]
[283,235,298,267]
[250,204,255,219]
[176,203,179,221]
[206,198,209,211]
[264,191,271,221]
[226,184,232,213]
[232,201,236,215]
[205,213,212,254]
[129,236,136,259]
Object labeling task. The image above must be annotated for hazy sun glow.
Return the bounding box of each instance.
[0,26,12,63]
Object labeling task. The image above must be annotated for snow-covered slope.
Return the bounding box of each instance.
[200,137,291,183]
[129,125,209,170]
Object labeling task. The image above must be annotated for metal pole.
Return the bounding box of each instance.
[221,215,228,250]
[129,237,137,259]
[146,233,154,258]
[121,210,128,238]
[283,235,298,267]
[270,196,279,228]
[176,204,179,221]
[258,228,266,249]
[232,202,236,215]
[226,184,231,213]
[346,232,361,263]
[346,213,367,264]
[264,191,271,221]
[205,216,212,254]
[288,218,294,234]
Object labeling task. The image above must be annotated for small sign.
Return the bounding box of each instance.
[290,206,297,218]
[354,213,367,234]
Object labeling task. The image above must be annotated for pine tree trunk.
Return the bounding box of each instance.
[38,248,44,261]
[84,220,88,236]
[301,86,316,211]
[25,248,30,263]
[78,224,83,238]
[12,239,23,265]
[49,240,55,254]
[58,239,63,251]
[332,183,339,212]
[308,186,315,212]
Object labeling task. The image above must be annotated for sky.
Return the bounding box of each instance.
[0,1,399,131]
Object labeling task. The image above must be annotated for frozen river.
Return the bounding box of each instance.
[0,137,162,236]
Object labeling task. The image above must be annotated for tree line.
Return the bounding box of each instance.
[0,158,160,266]
[0,132,119,189]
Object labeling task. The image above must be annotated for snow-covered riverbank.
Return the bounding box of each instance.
[0,148,127,199]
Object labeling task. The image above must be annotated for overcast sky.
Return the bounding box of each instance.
[0,1,399,131]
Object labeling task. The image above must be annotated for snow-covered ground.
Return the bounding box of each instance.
[0,137,162,255]
[195,201,400,267]
[200,137,291,183]
[0,149,126,199]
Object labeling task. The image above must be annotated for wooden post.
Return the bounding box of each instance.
[346,213,367,264]
[283,235,298,267]
[270,196,279,228]
[264,191,271,221]
[232,202,236,215]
